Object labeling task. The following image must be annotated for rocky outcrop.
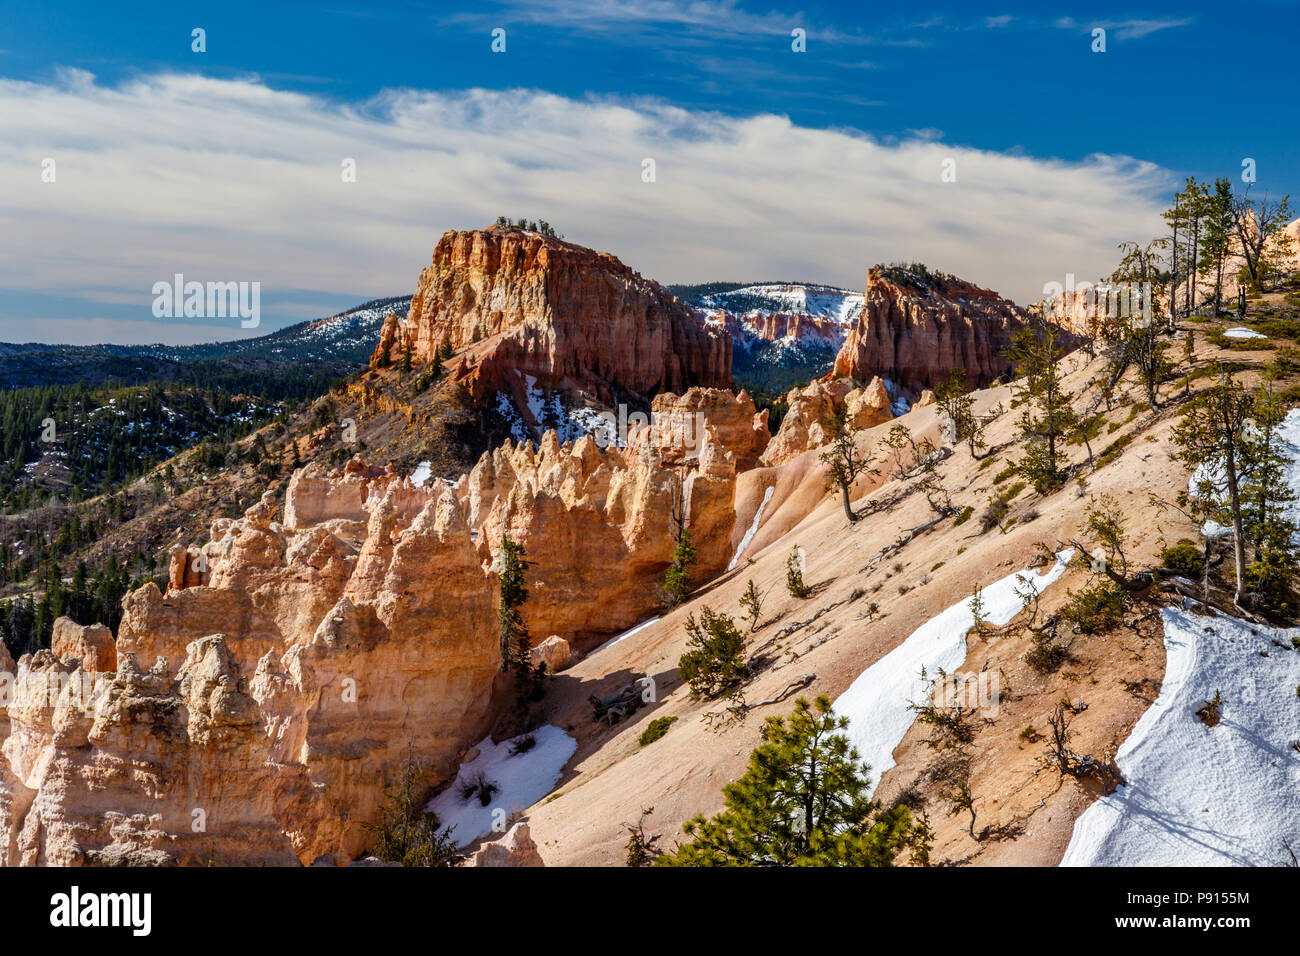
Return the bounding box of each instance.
[1,462,502,866]
[530,636,576,673]
[762,376,893,466]
[374,227,732,405]
[50,618,116,673]
[469,822,545,867]
[833,266,1037,392]
[1,379,756,863]
[462,429,738,649]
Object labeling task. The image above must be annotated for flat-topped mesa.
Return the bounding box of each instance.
[372,226,732,404]
[833,264,1038,393]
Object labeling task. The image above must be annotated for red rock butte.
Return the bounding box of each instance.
[372,226,732,405]
[834,265,1037,391]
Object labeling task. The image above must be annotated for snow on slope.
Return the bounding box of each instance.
[728,485,775,571]
[427,725,577,848]
[833,551,1074,794]
[1062,606,1300,866]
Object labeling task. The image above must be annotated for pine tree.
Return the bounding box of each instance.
[664,528,696,607]
[818,403,871,522]
[658,696,928,866]
[786,547,811,598]
[1110,239,1172,409]
[677,606,747,701]
[936,369,986,458]
[739,579,765,632]
[1197,178,1235,316]
[497,535,532,674]
[1007,319,1076,493]
[1174,371,1254,605]
[364,745,459,867]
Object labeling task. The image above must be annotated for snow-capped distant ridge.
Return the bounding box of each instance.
[699,282,863,326]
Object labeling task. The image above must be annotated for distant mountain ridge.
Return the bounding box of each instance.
[0,297,412,389]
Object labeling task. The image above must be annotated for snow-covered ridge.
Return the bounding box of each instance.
[700,283,863,326]
[1062,606,1300,866]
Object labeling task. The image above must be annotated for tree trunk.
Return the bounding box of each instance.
[1224,448,1247,606]
[840,480,858,523]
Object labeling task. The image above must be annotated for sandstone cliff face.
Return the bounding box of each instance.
[0,382,760,864]
[1,465,501,866]
[761,376,893,466]
[833,266,1035,391]
[460,388,752,648]
[373,227,731,404]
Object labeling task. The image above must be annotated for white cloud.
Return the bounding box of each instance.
[0,71,1172,345]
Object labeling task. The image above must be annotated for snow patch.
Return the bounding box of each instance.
[728,485,775,571]
[426,725,576,848]
[591,616,661,655]
[410,461,432,487]
[1061,607,1300,866]
[1223,327,1266,339]
[833,551,1074,793]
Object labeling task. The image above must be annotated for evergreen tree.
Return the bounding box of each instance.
[739,579,765,633]
[935,369,986,458]
[818,403,871,522]
[1007,319,1076,493]
[677,606,747,701]
[497,535,532,674]
[364,745,459,867]
[658,696,929,866]
[1174,371,1254,605]
[1197,178,1235,316]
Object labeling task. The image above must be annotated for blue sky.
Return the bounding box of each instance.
[2,0,1296,344]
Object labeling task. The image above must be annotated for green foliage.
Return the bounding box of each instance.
[664,527,698,607]
[364,748,459,867]
[739,578,765,632]
[1060,580,1126,635]
[657,696,929,867]
[952,504,974,526]
[624,807,661,866]
[1161,539,1204,576]
[819,403,871,522]
[1007,320,1077,493]
[677,606,747,701]
[497,535,543,699]
[786,547,811,598]
[639,716,678,746]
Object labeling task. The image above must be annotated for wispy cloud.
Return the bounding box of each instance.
[458,0,874,43]
[0,71,1171,344]
[1054,14,1193,40]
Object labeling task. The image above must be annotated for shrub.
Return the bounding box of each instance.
[1060,580,1125,634]
[1025,631,1068,674]
[1161,539,1204,576]
[508,734,536,756]
[992,463,1017,484]
[639,715,678,746]
[952,505,974,526]
[365,750,460,866]
[980,496,1011,533]
[678,607,748,700]
[786,548,811,598]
